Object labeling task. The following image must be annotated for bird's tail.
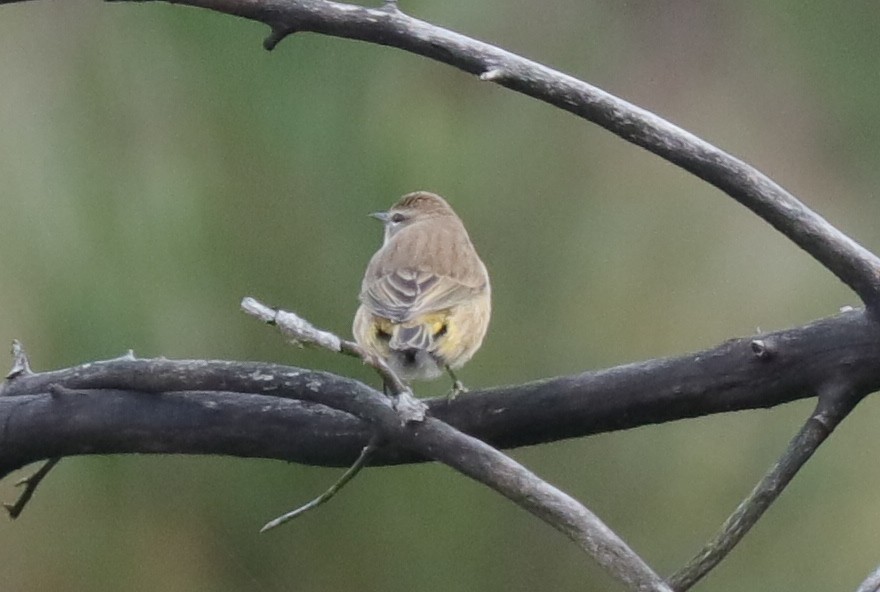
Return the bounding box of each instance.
[389,312,448,353]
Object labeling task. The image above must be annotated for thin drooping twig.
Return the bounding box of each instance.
[241,297,672,592]
[260,435,378,532]
[3,457,60,519]
[83,0,880,305]
[669,383,861,591]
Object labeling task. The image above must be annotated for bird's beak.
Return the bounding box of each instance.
[369,211,389,223]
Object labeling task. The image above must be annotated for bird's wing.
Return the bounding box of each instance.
[360,268,482,322]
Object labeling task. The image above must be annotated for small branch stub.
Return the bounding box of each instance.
[263,25,295,51]
[3,457,61,519]
[480,68,505,81]
[6,339,33,380]
[750,338,775,360]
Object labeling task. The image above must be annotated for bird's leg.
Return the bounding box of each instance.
[445,366,467,399]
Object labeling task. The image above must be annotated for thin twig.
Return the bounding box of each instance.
[669,384,860,591]
[261,435,379,532]
[241,296,426,422]
[3,457,61,519]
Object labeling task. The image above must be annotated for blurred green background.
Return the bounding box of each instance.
[2,1,880,590]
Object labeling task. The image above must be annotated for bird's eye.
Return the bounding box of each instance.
[390,212,406,223]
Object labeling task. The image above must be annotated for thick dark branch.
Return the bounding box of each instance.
[2,308,879,478]
[5,295,678,590]
[83,0,880,306]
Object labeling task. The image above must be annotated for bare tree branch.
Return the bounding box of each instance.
[3,307,876,585]
[0,337,674,590]
[241,296,426,421]
[2,308,879,477]
[74,0,880,306]
[261,435,379,531]
[240,298,674,591]
[669,383,861,590]
[2,456,60,519]
[2,1,880,589]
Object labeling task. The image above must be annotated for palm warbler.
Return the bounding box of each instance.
[353,191,491,394]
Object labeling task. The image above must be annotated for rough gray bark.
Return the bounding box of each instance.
[1,308,878,475]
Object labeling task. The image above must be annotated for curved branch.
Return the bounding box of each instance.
[84,0,880,305]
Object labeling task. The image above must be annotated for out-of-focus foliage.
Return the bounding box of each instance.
[1,1,880,590]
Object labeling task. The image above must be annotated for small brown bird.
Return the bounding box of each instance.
[353,191,491,395]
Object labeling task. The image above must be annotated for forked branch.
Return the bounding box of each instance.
[669,383,862,590]
[239,298,671,591]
